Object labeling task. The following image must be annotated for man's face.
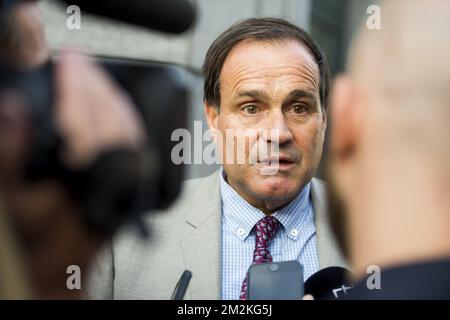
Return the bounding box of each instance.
[205,39,326,211]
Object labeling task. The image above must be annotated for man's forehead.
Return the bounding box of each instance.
[220,39,320,97]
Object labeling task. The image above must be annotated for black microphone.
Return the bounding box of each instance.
[59,0,196,34]
[304,267,354,300]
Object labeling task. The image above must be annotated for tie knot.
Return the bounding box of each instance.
[254,215,280,247]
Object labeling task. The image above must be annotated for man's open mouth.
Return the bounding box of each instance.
[258,157,295,166]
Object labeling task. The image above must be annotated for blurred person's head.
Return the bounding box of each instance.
[0,0,50,69]
[203,18,329,213]
[328,0,450,276]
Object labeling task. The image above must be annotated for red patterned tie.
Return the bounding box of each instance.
[239,215,281,300]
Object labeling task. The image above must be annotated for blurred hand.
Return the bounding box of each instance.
[0,1,50,69]
[55,50,145,168]
[0,51,145,299]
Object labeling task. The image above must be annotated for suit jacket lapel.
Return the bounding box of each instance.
[180,171,222,299]
[311,178,348,269]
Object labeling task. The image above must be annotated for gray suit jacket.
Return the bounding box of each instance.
[87,171,346,299]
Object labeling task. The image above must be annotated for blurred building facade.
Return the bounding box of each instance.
[41,0,378,179]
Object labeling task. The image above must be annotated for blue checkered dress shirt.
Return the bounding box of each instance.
[220,170,319,300]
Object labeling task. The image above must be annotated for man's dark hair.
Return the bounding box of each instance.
[202,17,330,112]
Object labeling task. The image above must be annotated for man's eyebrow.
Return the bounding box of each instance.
[234,89,271,101]
[285,89,316,101]
[233,89,317,105]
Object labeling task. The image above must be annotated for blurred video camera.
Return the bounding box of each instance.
[0,0,196,235]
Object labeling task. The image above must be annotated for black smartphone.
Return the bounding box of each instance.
[247,261,304,300]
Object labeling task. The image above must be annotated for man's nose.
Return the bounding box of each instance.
[265,109,293,145]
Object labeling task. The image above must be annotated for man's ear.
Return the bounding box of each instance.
[329,75,361,162]
[204,102,219,130]
[322,107,328,132]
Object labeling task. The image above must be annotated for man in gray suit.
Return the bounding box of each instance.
[88,18,345,300]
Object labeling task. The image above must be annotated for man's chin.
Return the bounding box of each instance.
[251,176,299,199]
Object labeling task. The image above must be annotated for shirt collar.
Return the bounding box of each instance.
[220,168,312,241]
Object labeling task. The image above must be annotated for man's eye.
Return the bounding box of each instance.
[242,105,259,114]
[290,104,308,114]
